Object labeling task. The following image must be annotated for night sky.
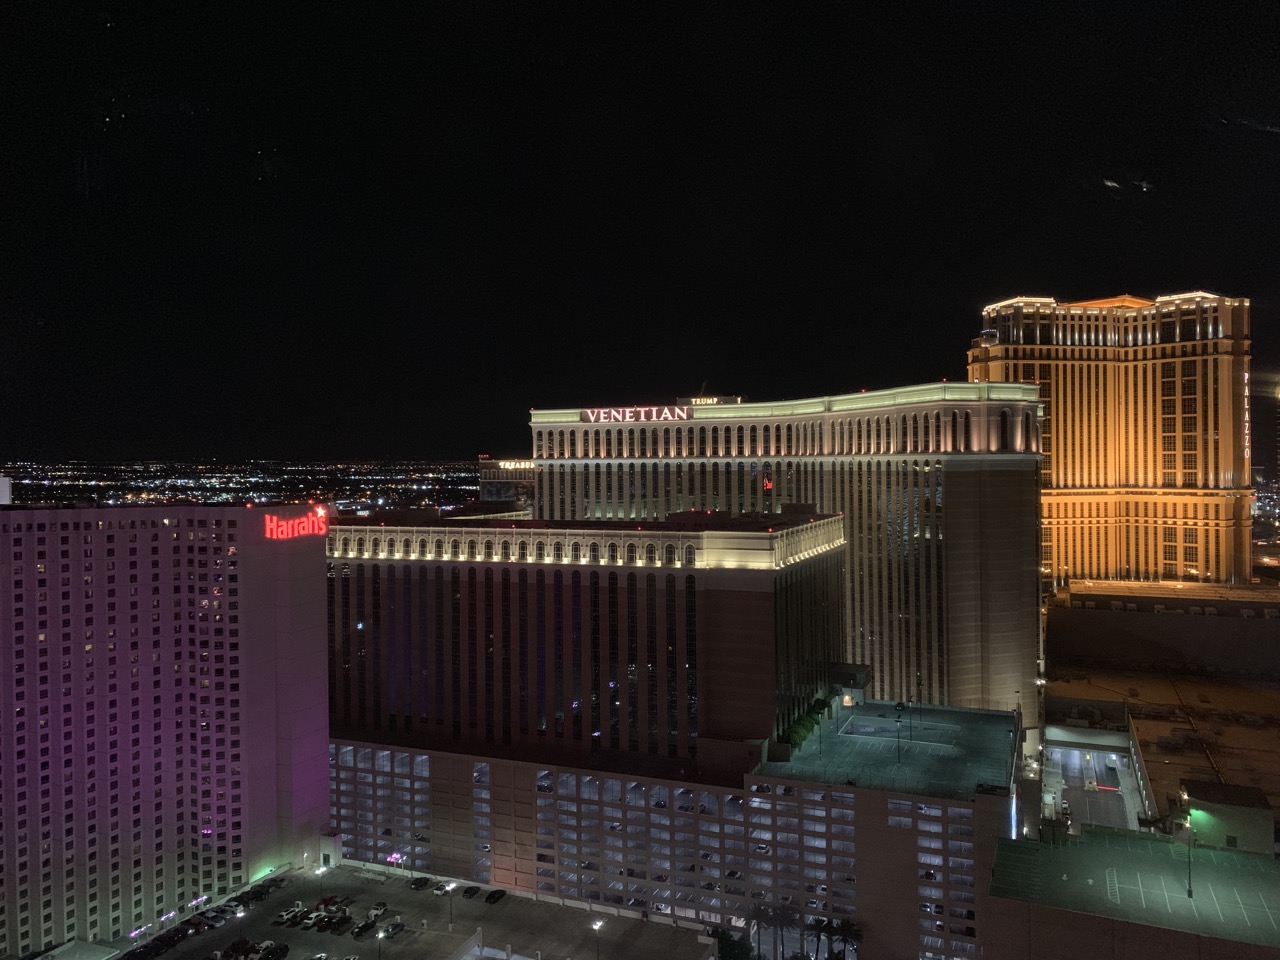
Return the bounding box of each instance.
[4,3,1280,466]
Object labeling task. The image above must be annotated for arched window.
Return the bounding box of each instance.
[418,538,428,558]
[684,545,696,566]
[356,537,365,555]
[535,541,546,561]
[626,543,638,564]
[607,543,619,563]
[518,541,529,561]
[451,539,461,560]
[467,539,478,560]
[553,542,564,561]
[589,542,600,563]
[571,541,581,562]
[341,537,351,555]
[501,540,511,560]
[645,544,657,565]
[749,424,758,456]
[435,538,445,558]
[403,537,412,556]
[483,540,494,560]
[664,544,677,565]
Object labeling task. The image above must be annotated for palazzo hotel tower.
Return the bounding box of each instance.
[968,292,1253,585]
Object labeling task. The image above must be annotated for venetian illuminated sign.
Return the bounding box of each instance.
[264,506,329,540]
[581,406,690,423]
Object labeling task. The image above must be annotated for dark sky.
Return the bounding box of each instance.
[4,3,1280,467]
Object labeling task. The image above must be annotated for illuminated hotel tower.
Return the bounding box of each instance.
[967,292,1253,585]
[0,504,330,957]
[526,384,1043,710]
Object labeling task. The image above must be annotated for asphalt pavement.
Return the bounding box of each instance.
[137,864,712,960]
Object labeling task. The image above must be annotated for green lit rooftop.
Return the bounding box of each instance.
[989,829,1280,950]
[758,700,1019,801]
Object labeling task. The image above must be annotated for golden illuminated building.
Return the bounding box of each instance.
[968,292,1252,584]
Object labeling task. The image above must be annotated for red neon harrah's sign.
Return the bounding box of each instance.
[264,507,329,540]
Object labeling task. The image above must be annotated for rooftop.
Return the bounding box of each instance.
[332,510,830,535]
[1045,671,1280,821]
[528,381,1040,424]
[758,700,1018,801]
[989,830,1280,951]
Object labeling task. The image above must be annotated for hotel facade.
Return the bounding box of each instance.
[0,504,330,958]
[324,514,1019,960]
[525,384,1043,710]
[967,292,1253,585]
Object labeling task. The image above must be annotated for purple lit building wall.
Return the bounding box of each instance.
[0,504,330,957]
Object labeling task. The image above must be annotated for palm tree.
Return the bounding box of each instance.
[745,903,771,959]
[832,918,863,957]
[805,916,831,959]
[770,903,800,958]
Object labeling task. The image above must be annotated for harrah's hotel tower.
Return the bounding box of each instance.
[0,504,331,957]
[530,383,1043,710]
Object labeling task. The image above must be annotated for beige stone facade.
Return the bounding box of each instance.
[968,292,1253,585]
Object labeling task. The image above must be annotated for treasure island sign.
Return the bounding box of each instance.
[580,405,690,423]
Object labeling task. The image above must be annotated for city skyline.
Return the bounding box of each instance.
[4,5,1280,464]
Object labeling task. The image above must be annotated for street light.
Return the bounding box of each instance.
[895,715,903,763]
[592,918,605,960]
[1185,813,1195,899]
[446,882,457,932]
[376,929,385,960]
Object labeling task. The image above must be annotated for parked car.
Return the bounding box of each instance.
[366,901,387,921]
[350,920,375,939]
[382,923,404,940]
[300,912,326,930]
[409,876,432,891]
[328,916,354,936]
[484,889,506,905]
[433,881,450,896]
[315,916,334,933]
[461,886,481,900]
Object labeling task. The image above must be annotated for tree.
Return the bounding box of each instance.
[711,927,752,960]
[770,904,800,959]
[805,916,832,960]
[833,918,864,957]
[745,902,771,959]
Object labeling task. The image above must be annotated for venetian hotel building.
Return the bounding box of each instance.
[967,292,1253,584]
[0,504,330,957]
[526,384,1043,709]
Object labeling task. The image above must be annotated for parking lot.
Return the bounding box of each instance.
[127,863,713,960]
